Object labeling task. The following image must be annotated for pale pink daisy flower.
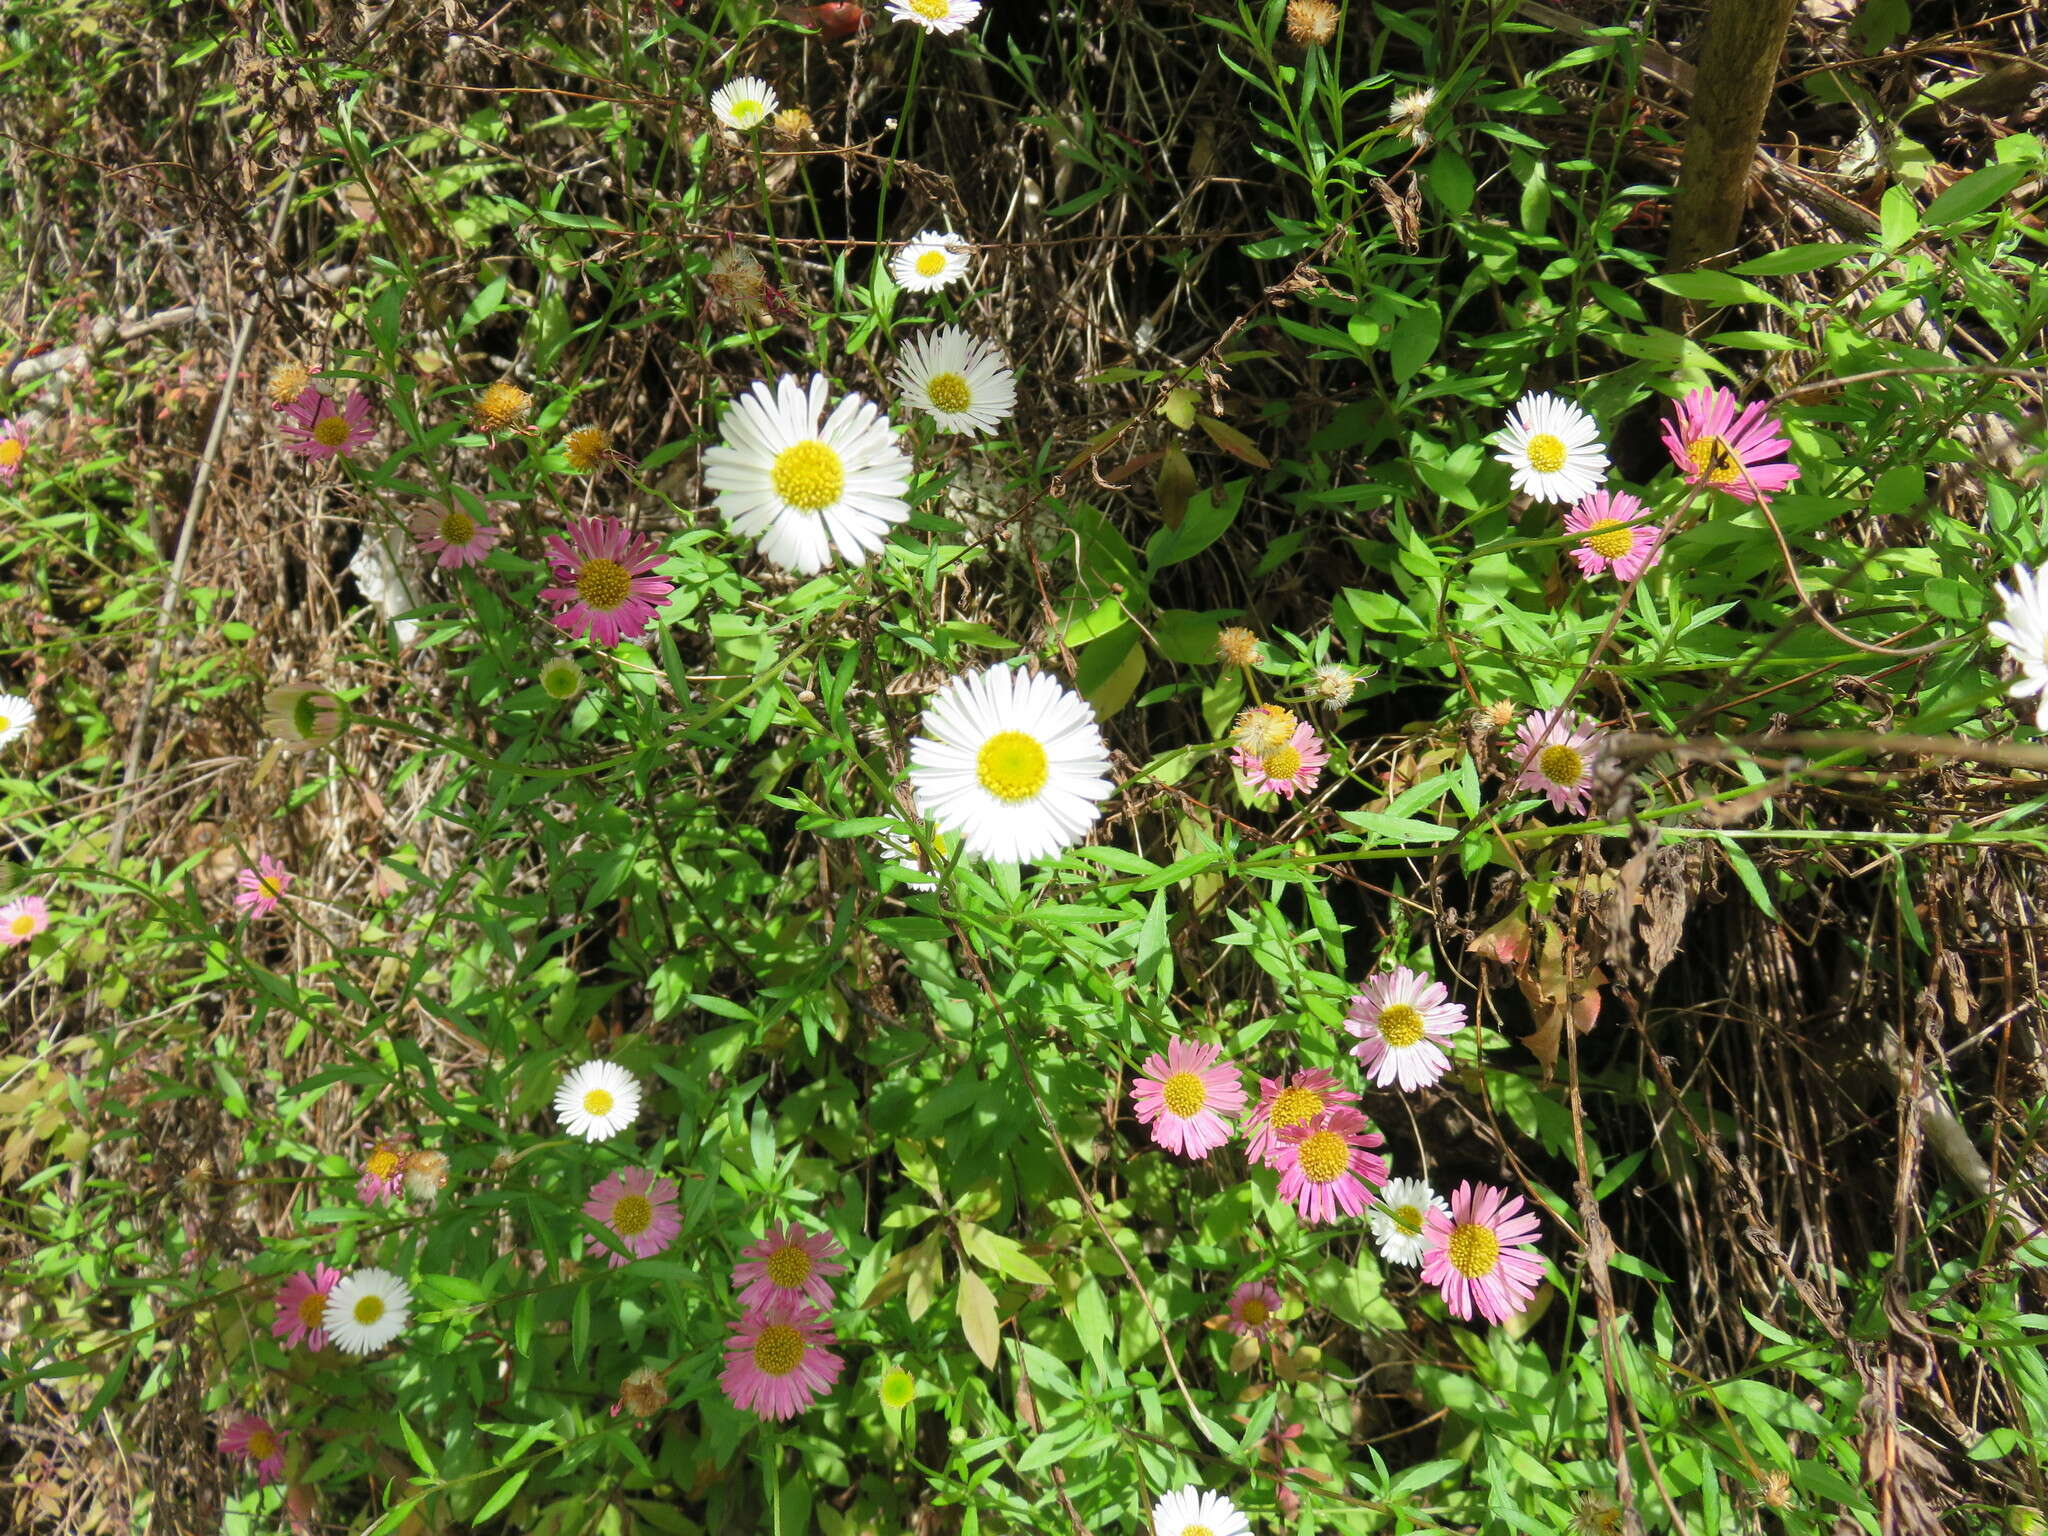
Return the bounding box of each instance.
[1514,707,1604,816]
[1563,490,1662,582]
[356,1135,409,1205]
[1130,1038,1248,1160]
[720,1292,845,1421]
[1345,966,1467,1091]
[540,515,675,646]
[583,1168,684,1267]
[1231,720,1329,799]
[233,855,290,918]
[220,1415,287,1486]
[1420,1179,1546,1323]
[732,1222,846,1309]
[0,895,49,947]
[271,1265,342,1351]
[1273,1106,1388,1226]
[1658,385,1800,505]
[1225,1279,1282,1336]
[279,385,376,460]
[408,504,500,569]
[0,417,26,480]
[1242,1068,1360,1170]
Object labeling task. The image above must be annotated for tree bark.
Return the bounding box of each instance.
[1662,0,1801,327]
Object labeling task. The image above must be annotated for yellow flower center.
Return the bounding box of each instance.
[1582,520,1636,560]
[0,439,23,468]
[730,98,766,126]
[477,382,531,429]
[258,876,283,901]
[914,249,947,278]
[312,415,351,447]
[1537,743,1584,788]
[366,1145,401,1180]
[581,1088,615,1117]
[764,1242,813,1288]
[576,558,630,612]
[925,371,972,414]
[771,439,845,512]
[246,1428,276,1460]
[910,0,950,16]
[1446,1220,1502,1279]
[1391,1203,1424,1235]
[1183,1528,1214,1536]
[1161,1070,1207,1118]
[974,730,1049,802]
[1524,432,1566,474]
[1295,1129,1348,1184]
[752,1323,805,1377]
[565,428,608,471]
[1239,1297,1270,1327]
[298,1291,328,1329]
[439,511,476,546]
[1268,1084,1324,1132]
[9,912,36,937]
[1687,434,1739,483]
[352,1294,386,1326]
[611,1193,654,1236]
[1260,745,1302,782]
[1377,1002,1425,1047]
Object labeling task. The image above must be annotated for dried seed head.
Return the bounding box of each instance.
[705,246,768,318]
[402,1149,449,1201]
[1233,703,1298,756]
[773,107,816,142]
[1389,86,1438,148]
[1214,626,1264,668]
[473,379,533,433]
[614,1367,669,1419]
[1286,0,1339,47]
[1313,665,1358,707]
[267,362,314,408]
[562,425,610,472]
[1567,1491,1625,1536]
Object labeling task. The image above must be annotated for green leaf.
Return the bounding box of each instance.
[472,1466,533,1524]
[1194,415,1270,468]
[1650,271,1777,309]
[1147,479,1247,569]
[1427,145,1475,213]
[957,1268,1001,1369]
[1730,243,1866,276]
[1922,162,2030,226]
[399,1412,438,1477]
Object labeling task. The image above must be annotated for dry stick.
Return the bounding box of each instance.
[106,173,298,874]
[1660,0,1802,327]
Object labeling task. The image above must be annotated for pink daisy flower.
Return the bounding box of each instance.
[1514,707,1604,816]
[1272,1106,1388,1226]
[233,855,290,918]
[0,895,49,947]
[0,417,26,481]
[1231,720,1329,799]
[220,1414,287,1486]
[1225,1279,1282,1336]
[1420,1179,1546,1324]
[540,515,675,646]
[1658,385,1799,505]
[732,1221,846,1309]
[272,1265,342,1351]
[583,1167,684,1267]
[1563,490,1662,582]
[1242,1068,1360,1170]
[1130,1037,1248,1160]
[719,1292,845,1420]
[279,385,376,460]
[408,504,500,569]
[356,1135,410,1205]
[1346,965,1467,1091]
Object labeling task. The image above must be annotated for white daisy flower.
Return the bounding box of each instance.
[890,231,971,293]
[0,693,34,749]
[710,77,779,131]
[885,0,983,33]
[322,1267,411,1356]
[1990,563,2048,730]
[908,663,1113,865]
[1492,391,1609,505]
[1151,1485,1251,1536]
[702,373,913,575]
[874,823,955,891]
[553,1060,643,1141]
[893,326,1015,437]
[1369,1177,1449,1267]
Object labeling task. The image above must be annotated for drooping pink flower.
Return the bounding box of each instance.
[0,417,26,481]
[539,515,675,646]
[1272,1106,1388,1226]
[233,855,291,918]
[1130,1037,1247,1160]
[0,894,49,947]
[279,386,376,461]
[1513,707,1604,816]
[272,1266,342,1351]
[1345,965,1467,1091]
[1658,386,1799,505]
[1420,1179,1546,1323]
[1563,490,1662,582]
[583,1168,684,1267]
[720,1292,844,1420]
[732,1222,845,1309]
[408,504,500,569]
[221,1414,288,1486]
[1242,1068,1360,1170]
[356,1135,409,1205]
[1225,1280,1281,1336]
[1231,720,1329,799]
